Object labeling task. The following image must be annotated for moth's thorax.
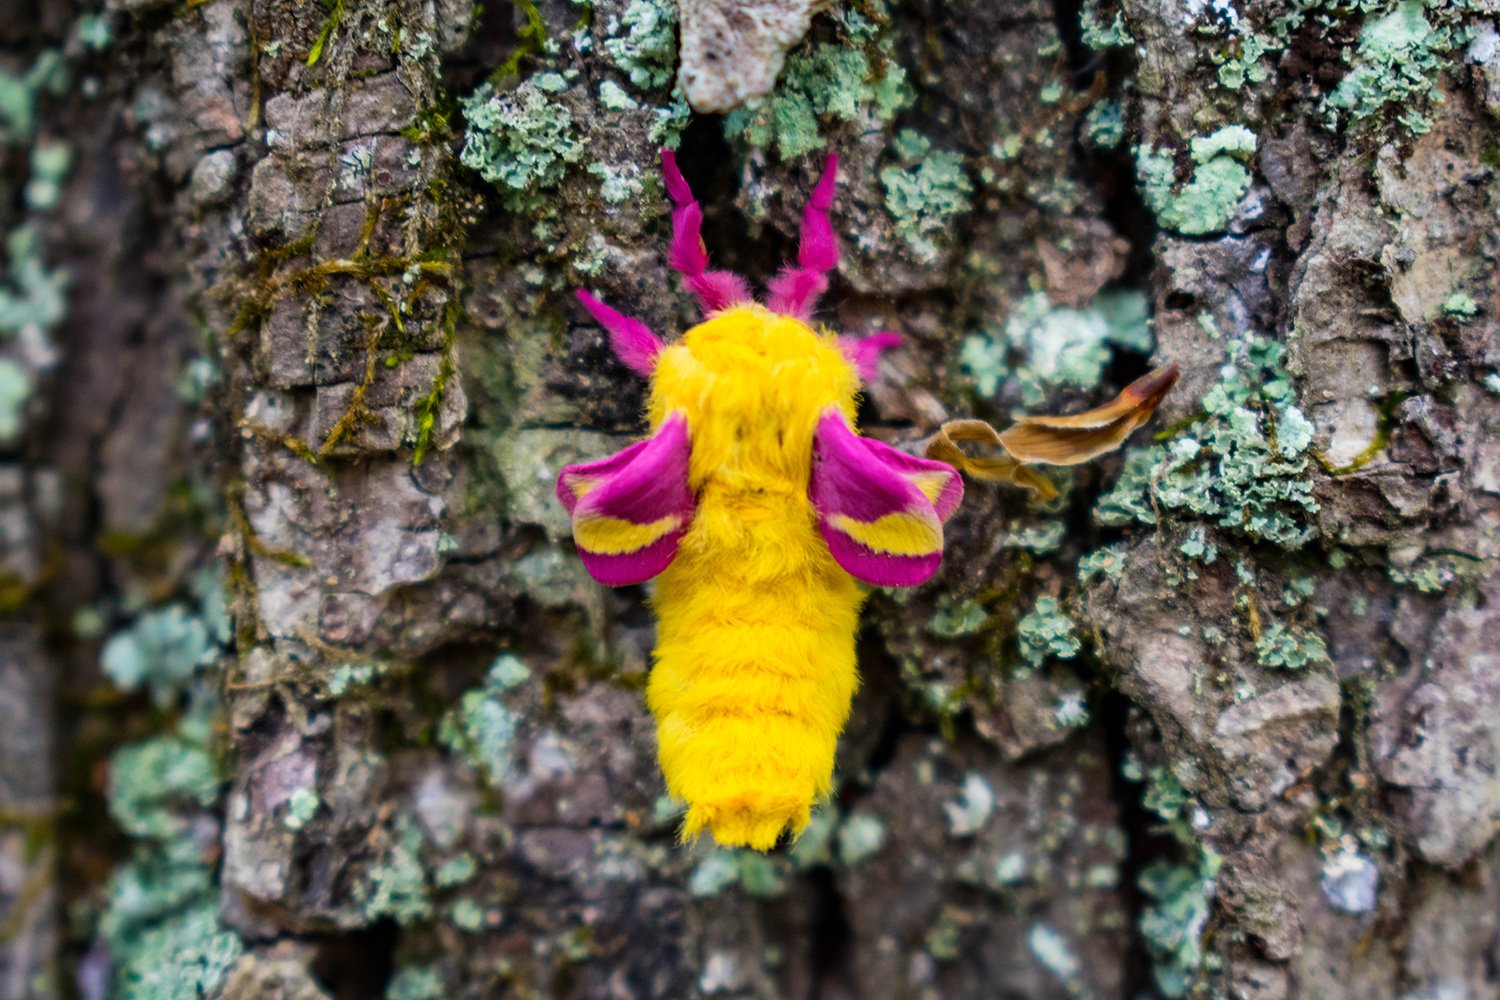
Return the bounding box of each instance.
[647,306,860,490]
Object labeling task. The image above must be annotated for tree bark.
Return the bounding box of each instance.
[6,0,1500,997]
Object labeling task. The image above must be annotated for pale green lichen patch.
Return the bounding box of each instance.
[836,812,887,865]
[108,737,221,840]
[688,847,788,897]
[439,654,532,785]
[460,79,585,211]
[1096,330,1319,548]
[101,604,217,707]
[1079,0,1135,48]
[961,290,1152,406]
[1016,597,1082,673]
[1124,759,1221,997]
[602,0,677,89]
[1323,0,1473,134]
[386,966,447,1000]
[112,905,244,1000]
[724,5,913,159]
[1137,126,1257,236]
[356,817,432,924]
[1255,622,1330,669]
[880,130,973,264]
[944,772,996,836]
[0,358,33,441]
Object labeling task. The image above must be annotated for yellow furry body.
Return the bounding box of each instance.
[644,306,863,850]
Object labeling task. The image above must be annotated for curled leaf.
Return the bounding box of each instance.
[927,364,1180,499]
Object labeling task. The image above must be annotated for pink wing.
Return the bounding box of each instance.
[809,410,963,587]
[556,413,696,586]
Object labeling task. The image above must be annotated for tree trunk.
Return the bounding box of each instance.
[6,0,1500,996]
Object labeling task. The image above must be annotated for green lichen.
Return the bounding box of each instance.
[1079,0,1135,48]
[1027,925,1082,989]
[434,853,478,887]
[961,290,1152,406]
[451,898,485,931]
[1136,126,1257,236]
[1255,622,1330,669]
[602,0,677,89]
[724,6,913,159]
[108,737,221,840]
[928,595,989,638]
[1216,32,1276,90]
[1096,330,1319,548]
[0,51,66,145]
[439,653,532,784]
[460,79,585,211]
[112,905,244,1000]
[880,130,973,264]
[1388,551,1485,592]
[944,772,995,836]
[1138,854,1220,998]
[386,966,447,1000]
[597,79,637,111]
[1016,597,1082,673]
[101,605,217,707]
[0,225,69,336]
[1323,0,1472,135]
[0,358,32,441]
[688,848,789,897]
[1125,760,1221,997]
[1442,290,1479,318]
[836,812,887,865]
[283,787,320,830]
[1077,543,1129,586]
[356,817,432,924]
[1082,98,1124,150]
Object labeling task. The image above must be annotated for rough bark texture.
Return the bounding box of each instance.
[5,0,1500,997]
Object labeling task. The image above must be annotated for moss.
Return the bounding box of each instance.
[960,290,1152,406]
[1096,330,1319,548]
[723,6,913,159]
[460,79,585,211]
[1016,597,1082,673]
[1137,126,1257,237]
[1254,622,1329,669]
[880,131,973,264]
[602,0,677,89]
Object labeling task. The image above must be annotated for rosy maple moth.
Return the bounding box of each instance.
[557,152,1176,851]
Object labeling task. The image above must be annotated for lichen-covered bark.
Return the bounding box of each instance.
[6,0,1500,996]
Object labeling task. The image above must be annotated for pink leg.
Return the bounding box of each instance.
[661,151,751,315]
[838,331,903,382]
[576,290,665,378]
[767,154,840,319]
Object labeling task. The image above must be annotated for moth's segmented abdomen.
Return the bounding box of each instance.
[647,519,864,850]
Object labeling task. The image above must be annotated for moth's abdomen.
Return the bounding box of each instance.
[647,499,863,850]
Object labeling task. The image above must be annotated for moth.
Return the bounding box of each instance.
[557,151,1177,850]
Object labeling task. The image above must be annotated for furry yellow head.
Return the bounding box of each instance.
[648,306,860,490]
